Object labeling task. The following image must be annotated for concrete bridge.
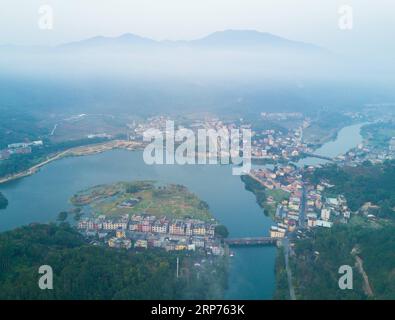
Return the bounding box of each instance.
[225,237,278,246]
[301,152,334,161]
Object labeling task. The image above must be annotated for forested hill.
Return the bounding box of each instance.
[292,224,395,300]
[0,224,227,300]
[291,160,395,300]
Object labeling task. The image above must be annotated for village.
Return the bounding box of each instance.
[131,114,312,163]
[0,140,43,160]
[249,165,352,240]
[335,136,395,166]
[77,213,225,256]
[251,128,310,162]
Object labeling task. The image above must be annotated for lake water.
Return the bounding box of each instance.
[0,122,365,299]
[0,150,276,299]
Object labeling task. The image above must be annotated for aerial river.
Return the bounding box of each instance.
[296,122,366,166]
[0,122,366,299]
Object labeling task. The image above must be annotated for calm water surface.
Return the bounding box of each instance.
[0,150,276,299]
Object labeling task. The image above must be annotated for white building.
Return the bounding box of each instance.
[102,221,128,230]
[321,208,331,221]
[316,220,333,228]
[152,223,168,234]
[307,213,317,228]
[270,226,286,238]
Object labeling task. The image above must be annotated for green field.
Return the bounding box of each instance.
[71,181,213,221]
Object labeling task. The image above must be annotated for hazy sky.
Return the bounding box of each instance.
[0,0,394,56]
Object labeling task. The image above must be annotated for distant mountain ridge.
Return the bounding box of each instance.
[189,30,319,48]
[60,29,327,53]
[63,33,157,47]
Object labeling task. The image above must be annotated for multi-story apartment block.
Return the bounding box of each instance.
[151,222,168,234]
[169,222,185,235]
[193,224,206,236]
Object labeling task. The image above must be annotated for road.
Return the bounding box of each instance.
[355,255,374,297]
[281,182,307,299]
[0,150,69,184]
[283,238,296,300]
[299,184,307,228]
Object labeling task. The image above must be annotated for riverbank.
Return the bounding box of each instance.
[0,140,143,184]
[296,123,367,167]
[1,122,366,186]
[240,174,292,299]
[242,173,290,220]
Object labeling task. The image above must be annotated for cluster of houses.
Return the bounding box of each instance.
[252,166,303,223]
[271,181,352,239]
[336,143,395,166]
[334,130,395,166]
[133,115,247,139]
[251,166,303,193]
[130,114,317,163]
[251,126,311,161]
[260,112,304,121]
[77,214,225,256]
[86,133,113,139]
[270,192,303,239]
[0,140,43,160]
[251,165,352,239]
[250,166,304,238]
[304,183,350,228]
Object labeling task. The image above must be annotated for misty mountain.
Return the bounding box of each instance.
[59,30,327,54]
[61,33,158,49]
[1,29,391,119]
[187,30,325,51]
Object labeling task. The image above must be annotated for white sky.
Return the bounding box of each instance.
[0,0,394,56]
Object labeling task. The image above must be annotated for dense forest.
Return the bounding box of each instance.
[0,192,8,209]
[308,160,395,219]
[0,224,227,300]
[291,224,395,300]
[293,160,395,300]
[273,247,290,300]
